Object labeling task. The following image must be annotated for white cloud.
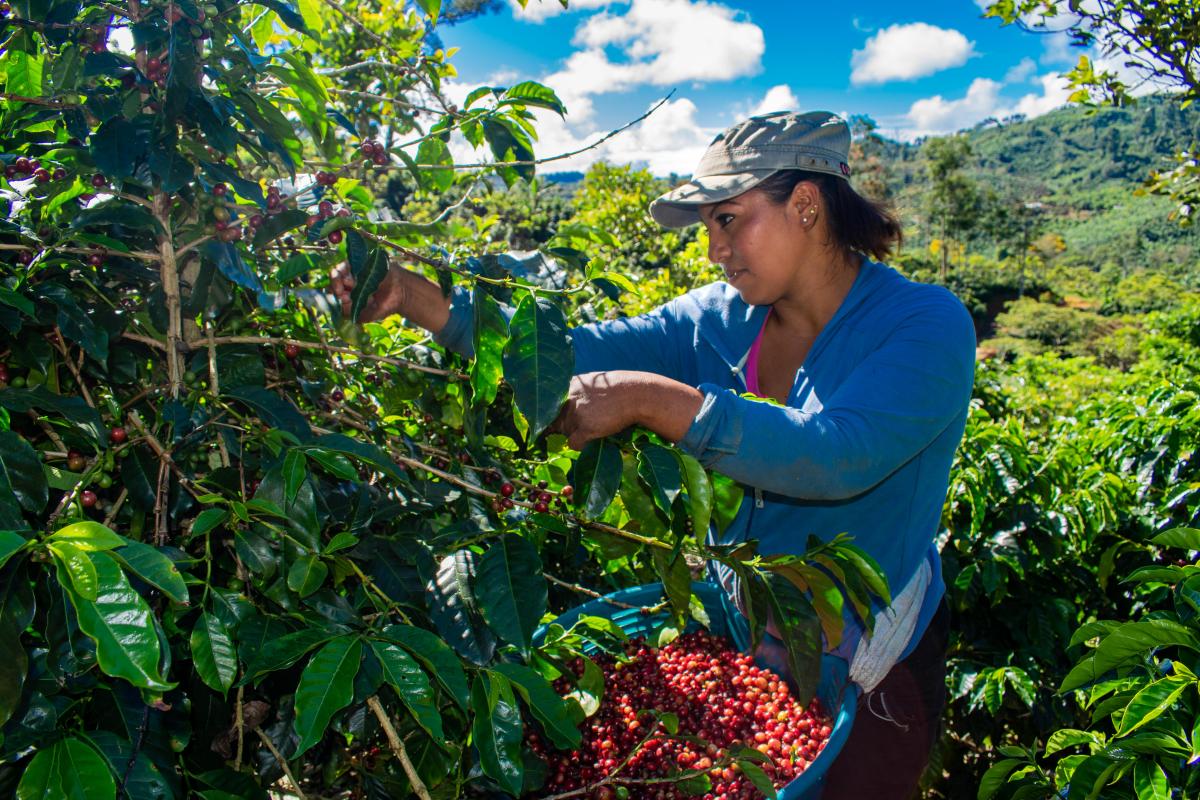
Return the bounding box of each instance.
[447,97,714,176]
[536,0,763,124]
[1041,32,1077,65]
[573,0,764,86]
[1004,57,1038,83]
[510,0,623,22]
[904,78,1004,137]
[1011,72,1073,116]
[850,23,976,85]
[749,84,798,117]
[899,71,1073,139]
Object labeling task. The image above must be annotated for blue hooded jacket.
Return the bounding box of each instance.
[435,258,976,659]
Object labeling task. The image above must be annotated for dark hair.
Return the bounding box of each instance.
[756,170,902,261]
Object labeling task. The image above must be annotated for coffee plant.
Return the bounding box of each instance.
[0,1,891,798]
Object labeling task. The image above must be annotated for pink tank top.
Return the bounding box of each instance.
[744,309,771,396]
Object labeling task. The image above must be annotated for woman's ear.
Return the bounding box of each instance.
[790,181,819,226]
[787,181,816,217]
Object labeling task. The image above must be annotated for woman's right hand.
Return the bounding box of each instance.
[330,262,409,324]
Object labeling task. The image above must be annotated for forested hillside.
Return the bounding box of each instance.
[866,95,1200,278]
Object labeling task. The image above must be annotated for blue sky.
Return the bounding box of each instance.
[436,0,1094,175]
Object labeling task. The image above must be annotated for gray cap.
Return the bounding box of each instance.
[649,111,852,228]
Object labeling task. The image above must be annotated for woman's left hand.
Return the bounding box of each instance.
[551,372,639,450]
[551,371,704,450]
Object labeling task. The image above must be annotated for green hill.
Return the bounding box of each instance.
[864,95,1200,279]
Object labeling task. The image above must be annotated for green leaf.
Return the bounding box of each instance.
[977,757,1026,800]
[37,283,109,360]
[293,636,362,757]
[224,386,310,441]
[761,571,822,706]
[0,530,29,573]
[192,508,228,537]
[1044,729,1103,757]
[60,551,173,692]
[251,208,308,249]
[110,540,189,605]
[502,293,573,441]
[379,624,470,711]
[564,655,604,716]
[738,760,777,799]
[426,550,497,665]
[282,449,306,505]
[0,430,48,514]
[90,116,149,179]
[637,443,682,518]
[1066,753,1120,800]
[50,520,126,551]
[492,662,582,749]
[1133,760,1169,800]
[1153,527,1200,550]
[572,437,622,518]
[191,612,238,693]
[16,736,116,800]
[0,387,106,447]
[475,535,546,655]
[241,626,338,684]
[415,136,453,192]
[0,607,28,728]
[5,50,43,100]
[675,451,713,542]
[471,672,524,796]
[369,640,444,740]
[414,0,440,20]
[839,544,892,606]
[675,772,713,796]
[305,448,358,480]
[306,433,405,481]
[49,541,99,601]
[344,228,369,274]
[350,246,389,323]
[1115,676,1193,737]
[652,549,692,627]
[1061,620,1200,693]
[501,81,567,116]
[471,289,509,408]
[710,472,743,535]
[287,554,328,598]
[248,0,311,33]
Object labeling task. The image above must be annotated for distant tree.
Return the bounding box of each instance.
[848,115,894,203]
[924,136,981,278]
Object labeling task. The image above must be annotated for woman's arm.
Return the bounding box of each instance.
[552,371,703,450]
[330,262,451,334]
[679,296,977,500]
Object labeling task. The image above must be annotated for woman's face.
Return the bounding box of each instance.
[699,184,814,306]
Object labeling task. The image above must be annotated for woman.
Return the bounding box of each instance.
[334,111,976,798]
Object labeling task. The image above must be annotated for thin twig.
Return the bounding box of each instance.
[0,242,161,262]
[366,696,433,800]
[103,488,128,527]
[121,332,168,351]
[188,335,464,379]
[545,574,646,610]
[206,323,231,468]
[255,728,306,800]
[234,685,245,771]
[52,328,95,408]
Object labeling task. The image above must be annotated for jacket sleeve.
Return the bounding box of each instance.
[676,294,976,500]
[434,285,694,381]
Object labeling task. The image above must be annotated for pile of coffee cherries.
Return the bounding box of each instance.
[528,630,833,799]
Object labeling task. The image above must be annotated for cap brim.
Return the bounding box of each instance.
[649,170,777,228]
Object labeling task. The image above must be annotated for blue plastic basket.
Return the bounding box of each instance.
[540,581,858,800]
